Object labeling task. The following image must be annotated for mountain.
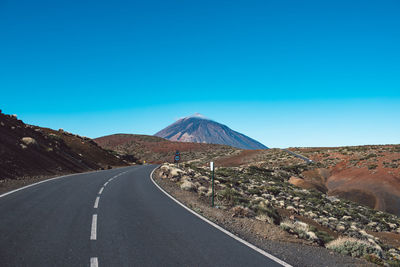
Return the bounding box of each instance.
[0,111,132,184]
[154,114,268,150]
[94,134,238,164]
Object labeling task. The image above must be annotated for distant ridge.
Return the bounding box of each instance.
[154,114,268,150]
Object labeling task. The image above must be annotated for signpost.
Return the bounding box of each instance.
[210,161,215,207]
[174,150,180,166]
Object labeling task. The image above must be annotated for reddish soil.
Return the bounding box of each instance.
[95,134,237,164]
[290,146,400,216]
[214,150,263,166]
[0,112,129,182]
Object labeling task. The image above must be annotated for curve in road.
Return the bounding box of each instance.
[0,165,288,266]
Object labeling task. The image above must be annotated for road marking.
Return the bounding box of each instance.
[90,257,98,267]
[0,167,133,199]
[98,187,104,195]
[0,171,99,199]
[104,181,109,187]
[90,214,97,240]
[149,167,292,267]
[94,197,100,209]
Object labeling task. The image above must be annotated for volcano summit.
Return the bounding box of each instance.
[154,114,267,150]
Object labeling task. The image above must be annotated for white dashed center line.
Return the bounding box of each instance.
[90,257,98,267]
[90,214,97,240]
[94,197,100,209]
[90,170,130,266]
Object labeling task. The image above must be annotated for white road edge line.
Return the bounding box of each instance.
[90,214,97,240]
[98,187,104,195]
[0,167,132,199]
[149,167,292,267]
[94,197,100,209]
[104,181,109,187]
[90,257,98,267]
[0,171,98,199]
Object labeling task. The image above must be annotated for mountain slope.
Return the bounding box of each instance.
[0,111,130,182]
[154,114,268,150]
[94,134,238,164]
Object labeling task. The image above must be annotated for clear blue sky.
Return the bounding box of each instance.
[1,0,399,148]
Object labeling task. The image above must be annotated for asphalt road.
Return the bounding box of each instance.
[0,165,285,266]
[282,149,313,163]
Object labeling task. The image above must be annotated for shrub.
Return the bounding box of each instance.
[368,164,378,170]
[280,219,318,241]
[309,226,334,245]
[326,237,382,258]
[364,254,384,266]
[219,188,247,206]
[255,206,281,224]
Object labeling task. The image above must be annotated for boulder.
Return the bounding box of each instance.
[231,206,255,218]
[197,186,208,195]
[21,137,37,146]
[180,180,196,191]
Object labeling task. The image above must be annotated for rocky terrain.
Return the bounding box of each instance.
[94,133,238,164]
[154,113,268,149]
[154,147,400,266]
[0,111,136,193]
[288,146,400,216]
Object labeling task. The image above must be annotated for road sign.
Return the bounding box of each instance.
[174,150,181,163]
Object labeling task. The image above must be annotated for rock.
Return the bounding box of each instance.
[342,215,352,221]
[367,221,378,227]
[286,206,297,212]
[255,214,273,223]
[350,225,359,231]
[198,186,208,195]
[20,144,27,149]
[305,211,318,219]
[169,168,183,178]
[231,206,255,218]
[160,165,170,172]
[306,231,318,241]
[326,196,340,203]
[206,188,213,197]
[388,223,397,230]
[21,137,37,146]
[336,225,346,232]
[180,180,196,191]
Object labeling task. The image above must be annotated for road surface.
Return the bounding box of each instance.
[0,165,285,266]
[282,149,313,163]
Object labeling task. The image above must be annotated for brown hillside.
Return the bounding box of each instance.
[0,111,130,182]
[289,145,400,215]
[94,134,238,164]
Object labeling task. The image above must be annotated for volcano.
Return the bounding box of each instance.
[154,114,268,150]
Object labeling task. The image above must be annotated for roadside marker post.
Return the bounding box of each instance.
[210,161,215,207]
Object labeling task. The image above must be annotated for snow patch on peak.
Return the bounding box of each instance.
[178,113,210,121]
[187,113,208,119]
